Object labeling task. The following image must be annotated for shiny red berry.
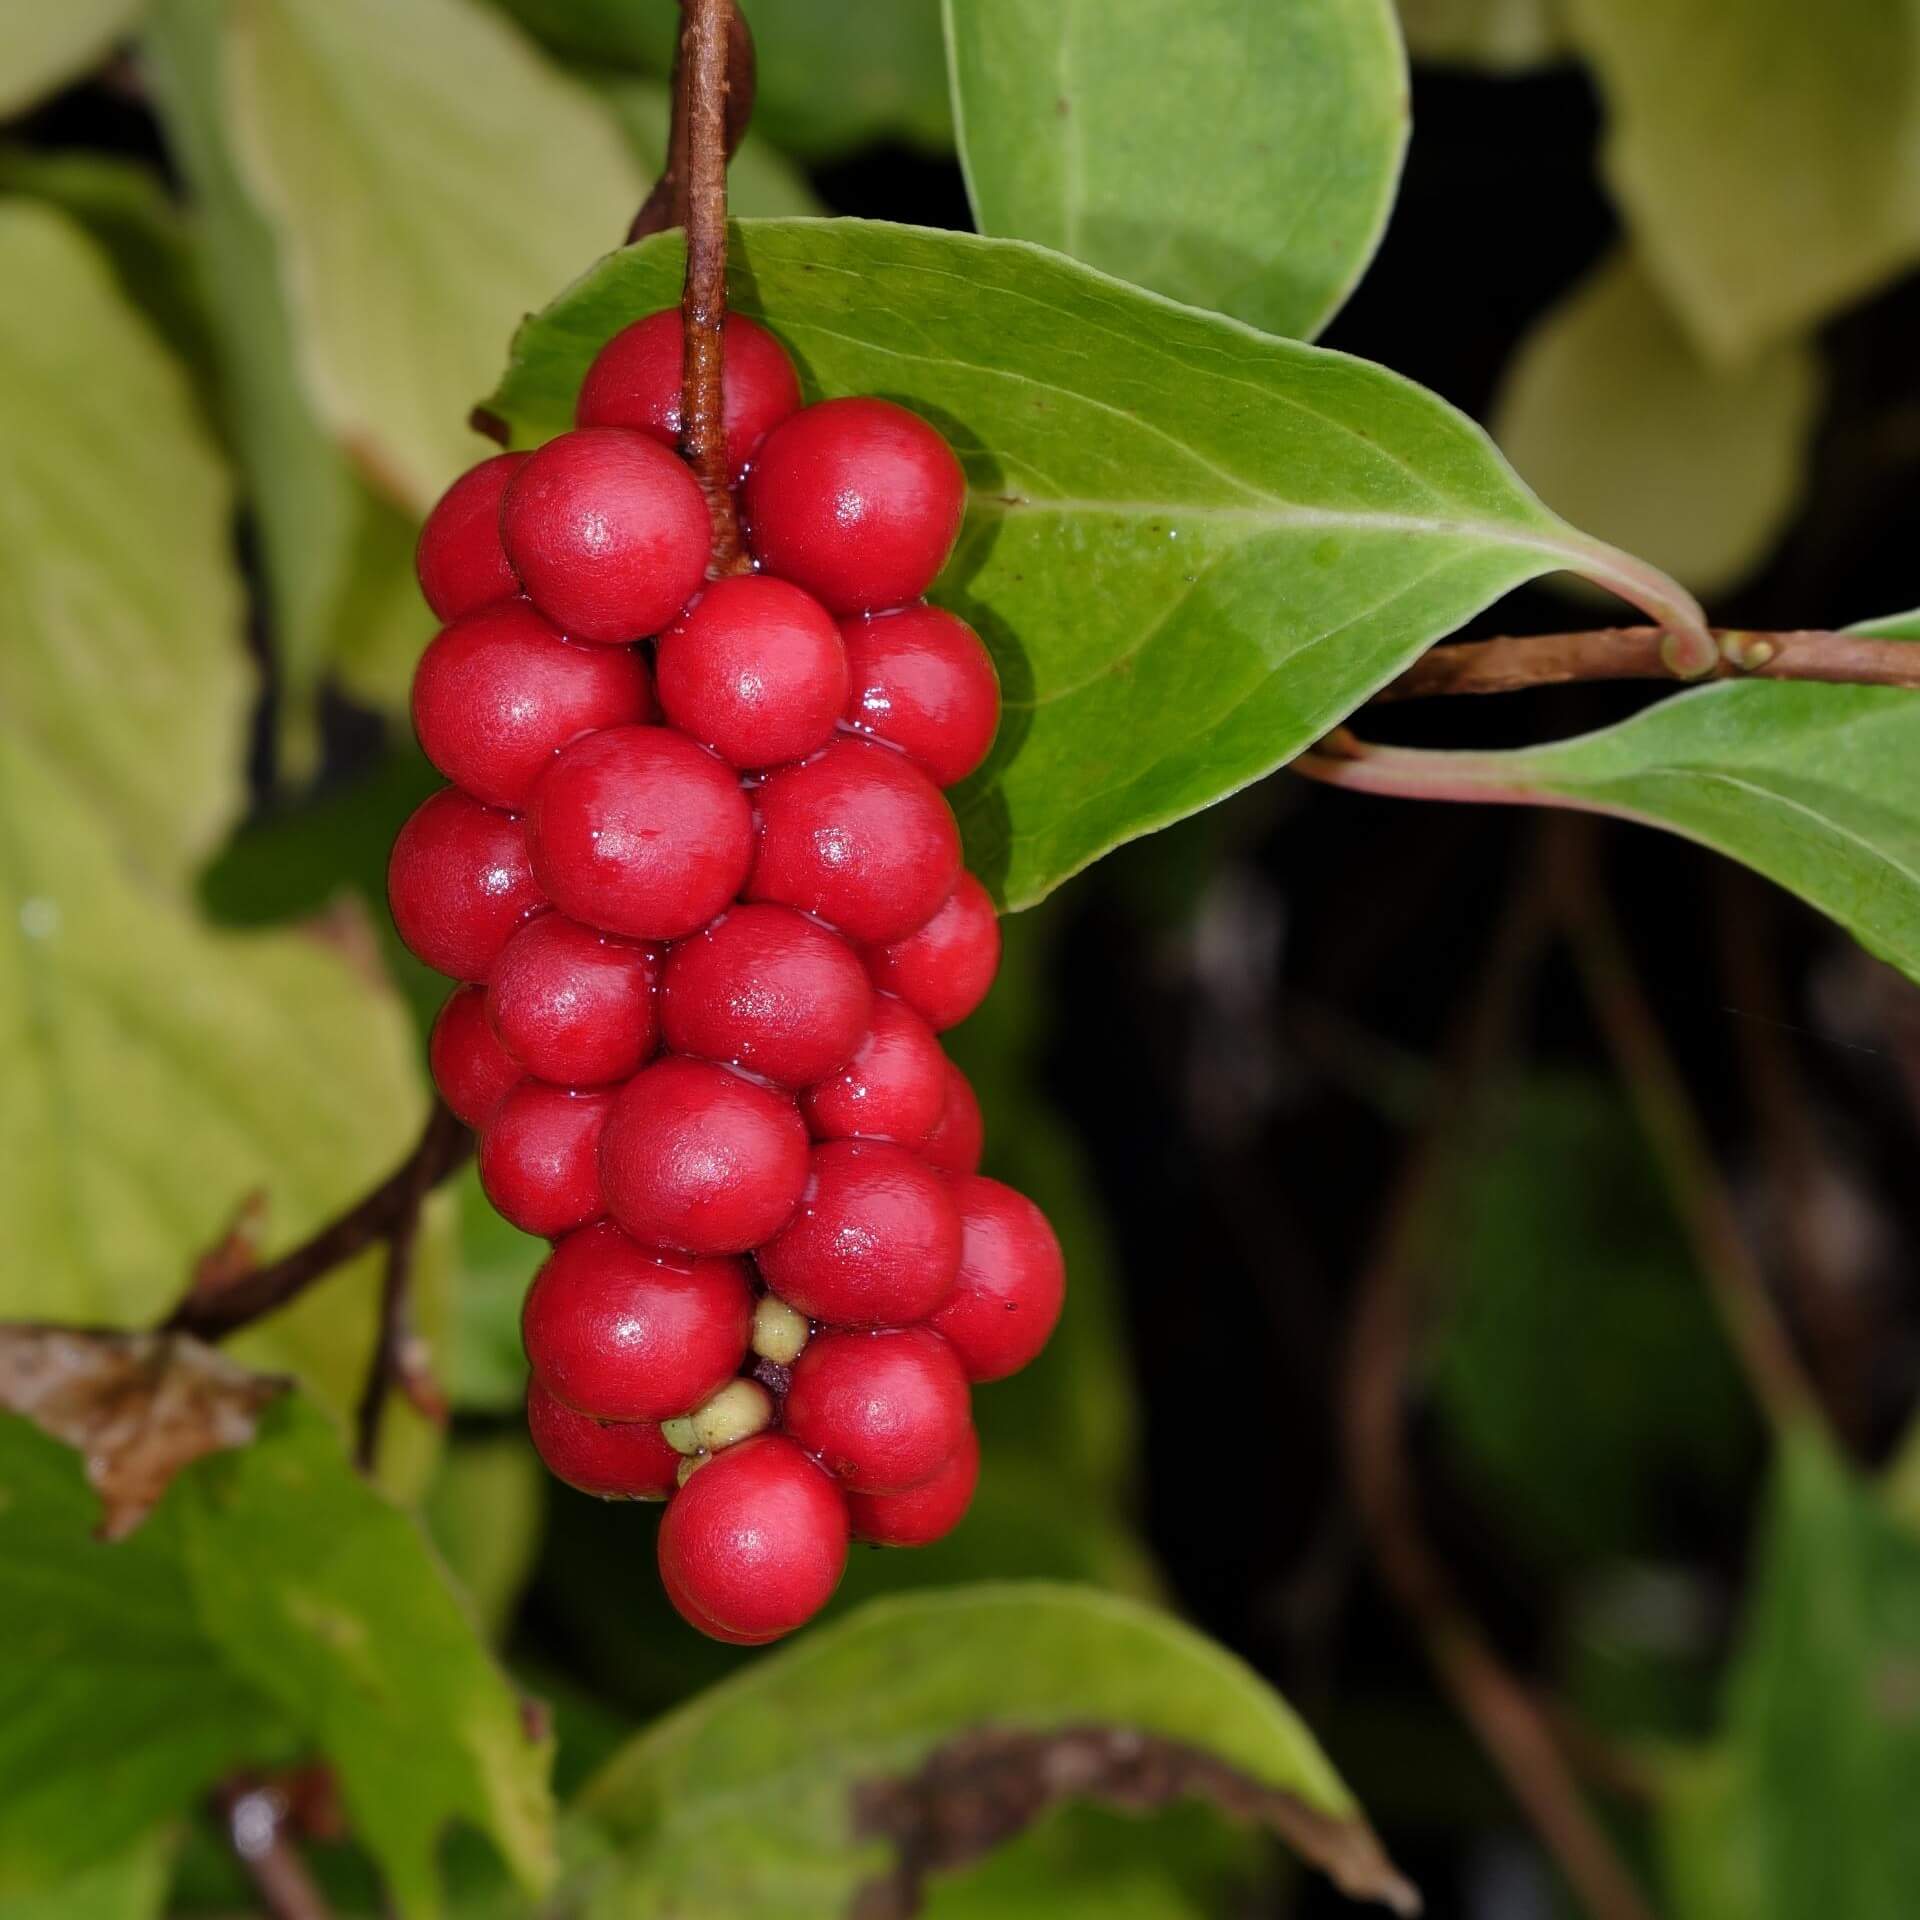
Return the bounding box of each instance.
[576,310,802,483]
[411,598,653,809]
[485,912,658,1086]
[501,427,710,643]
[840,604,999,788]
[744,398,966,614]
[657,1433,848,1643]
[929,1176,1066,1382]
[919,1059,985,1177]
[655,575,848,769]
[388,787,544,981]
[477,1082,610,1238]
[846,1424,979,1547]
[528,725,753,940]
[756,1139,961,1326]
[783,1326,971,1494]
[864,872,1000,1033]
[428,984,522,1128]
[525,1379,680,1500]
[523,1221,751,1421]
[659,904,871,1089]
[415,452,526,623]
[748,737,960,944]
[599,1056,810,1255]
[801,994,948,1145]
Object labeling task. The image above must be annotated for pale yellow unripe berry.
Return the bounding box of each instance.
[752,1293,810,1366]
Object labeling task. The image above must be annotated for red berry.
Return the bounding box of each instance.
[415,452,526,623]
[655,576,848,769]
[599,1056,810,1255]
[657,1433,848,1643]
[744,398,966,614]
[783,1326,970,1494]
[411,598,653,809]
[485,912,659,1086]
[528,725,753,940]
[523,1221,751,1420]
[501,427,710,643]
[525,1379,680,1500]
[428,984,521,1128]
[756,1139,961,1326]
[576,310,801,484]
[388,787,544,981]
[748,737,960,944]
[841,604,999,788]
[477,1082,610,1237]
[846,1424,979,1546]
[864,872,1000,1033]
[801,994,948,1146]
[928,1176,1066,1382]
[660,904,871,1089]
[920,1060,985,1176]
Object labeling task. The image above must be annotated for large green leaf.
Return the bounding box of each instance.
[483,219,1703,909]
[1492,250,1821,596]
[491,0,953,157]
[0,1828,174,1920]
[0,1393,552,1916]
[223,0,644,510]
[1656,1430,1920,1919]
[146,0,397,767]
[944,0,1408,340]
[1307,632,1920,984]
[0,722,434,1436]
[0,0,141,115]
[1564,0,1920,363]
[569,1586,1414,1916]
[0,201,247,884]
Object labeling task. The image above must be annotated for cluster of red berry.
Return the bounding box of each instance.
[389,309,1065,1643]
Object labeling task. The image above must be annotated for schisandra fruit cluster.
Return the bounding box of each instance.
[388,309,1065,1644]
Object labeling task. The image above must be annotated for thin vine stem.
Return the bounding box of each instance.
[1378,624,1920,702]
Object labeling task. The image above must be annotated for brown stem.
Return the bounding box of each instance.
[163,1101,472,1345]
[677,0,749,572]
[353,1103,459,1471]
[1378,626,1920,703]
[214,1780,335,1920]
[1344,825,1662,1920]
[627,0,755,244]
[1549,826,1825,1440]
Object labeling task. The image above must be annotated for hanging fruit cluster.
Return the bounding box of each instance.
[389,308,1065,1643]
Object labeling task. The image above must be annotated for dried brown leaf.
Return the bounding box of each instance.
[0,1325,287,1538]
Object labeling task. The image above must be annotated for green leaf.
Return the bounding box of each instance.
[491,0,953,158]
[1492,251,1821,597]
[0,1830,175,1920]
[220,0,644,511]
[944,0,1408,340]
[0,723,433,1437]
[570,1586,1414,1916]
[1564,0,1920,363]
[0,150,216,414]
[483,219,1704,909]
[1427,1074,1754,1564]
[1313,649,1920,986]
[0,200,247,884]
[145,0,377,770]
[0,0,141,116]
[0,1392,553,1915]
[1655,1429,1920,1919]
[425,1431,547,1645]
[1851,607,1920,639]
[446,1162,544,1413]
[1395,0,1566,68]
